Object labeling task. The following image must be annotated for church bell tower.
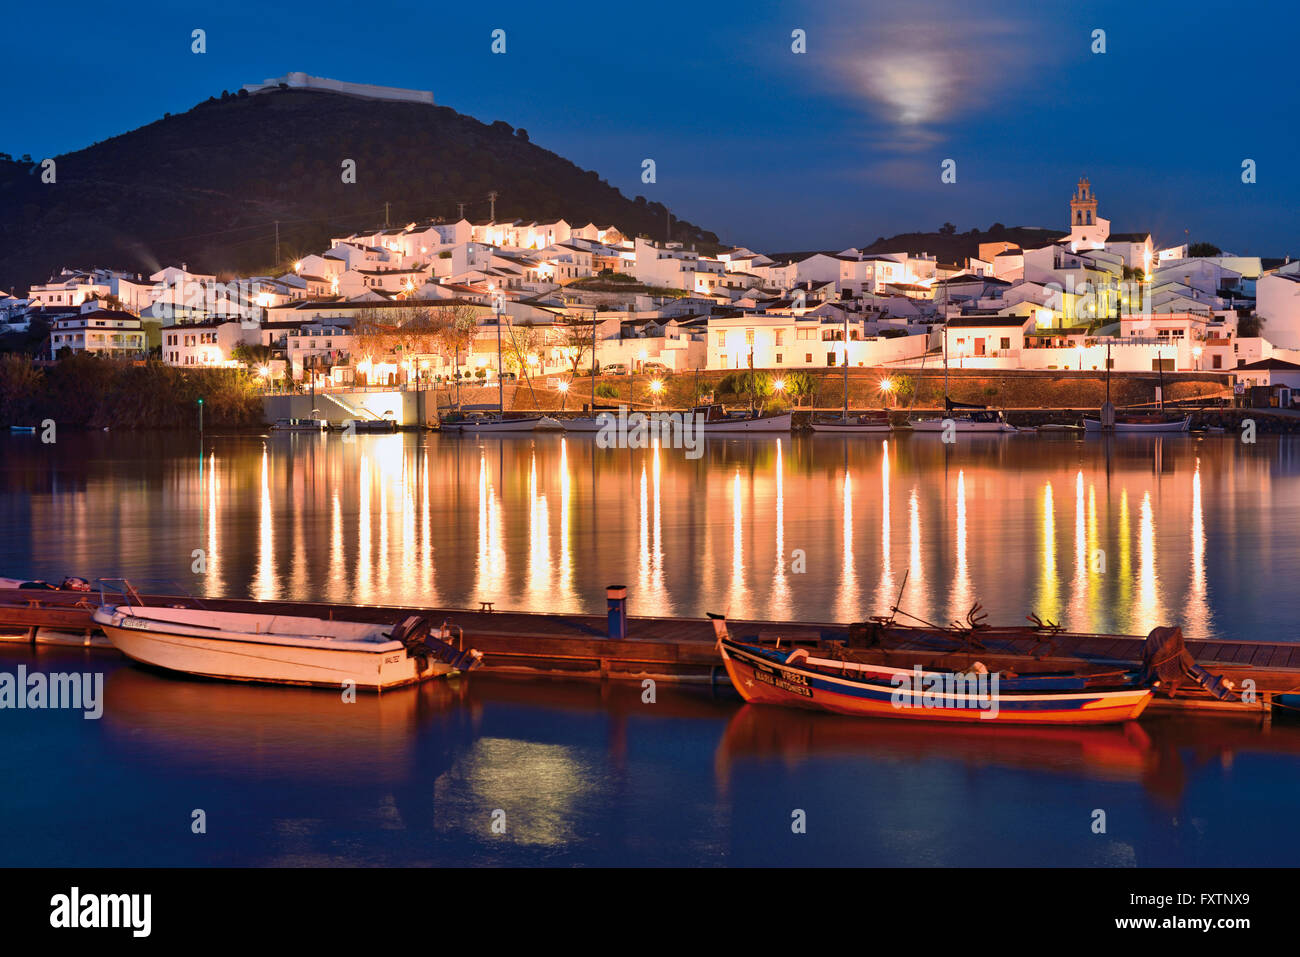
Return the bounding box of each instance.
[1071,176,1097,227]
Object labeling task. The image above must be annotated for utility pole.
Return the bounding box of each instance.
[488,191,498,221]
[274,221,280,267]
[384,202,391,227]
[494,294,504,416]
[457,202,466,220]
[666,208,672,244]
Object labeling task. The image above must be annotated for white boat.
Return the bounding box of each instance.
[272,418,328,431]
[534,416,565,432]
[693,405,792,433]
[558,414,613,433]
[907,323,1017,433]
[809,413,892,434]
[1083,414,1190,433]
[92,605,482,691]
[446,414,546,433]
[909,411,1018,433]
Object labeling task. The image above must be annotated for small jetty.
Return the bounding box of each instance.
[1,584,1297,717]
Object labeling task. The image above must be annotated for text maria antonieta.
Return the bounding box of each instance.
[49,887,151,937]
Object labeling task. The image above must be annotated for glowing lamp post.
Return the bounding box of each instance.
[880,377,896,408]
[648,378,664,409]
[557,379,570,410]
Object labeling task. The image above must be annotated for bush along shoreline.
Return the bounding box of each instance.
[0,354,264,429]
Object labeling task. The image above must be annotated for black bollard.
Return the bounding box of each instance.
[606,585,627,640]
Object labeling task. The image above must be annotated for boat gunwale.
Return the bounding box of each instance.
[94,606,405,654]
[721,637,1151,706]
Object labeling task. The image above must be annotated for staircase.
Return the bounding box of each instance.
[316,391,381,424]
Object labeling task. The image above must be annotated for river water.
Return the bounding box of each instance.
[1,430,1297,865]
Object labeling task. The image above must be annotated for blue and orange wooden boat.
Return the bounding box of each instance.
[713,618,1153,726]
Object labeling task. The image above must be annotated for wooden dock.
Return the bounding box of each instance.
[2,587,1297,716]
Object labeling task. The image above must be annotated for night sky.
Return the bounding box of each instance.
[8,0,1297,255]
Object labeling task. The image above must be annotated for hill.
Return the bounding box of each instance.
[0,87,719,293]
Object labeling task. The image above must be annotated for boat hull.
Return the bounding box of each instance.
[700,412,792,433]
[809,420,892,433]
[909,418,1017,433]
[94,607,457,691]
[1083,415,1190,433]
[719,639,1151,725]
[450,416,545,433]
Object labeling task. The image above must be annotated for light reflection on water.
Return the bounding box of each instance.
[2,430,1294,640]
[4,431,1297,866]
[2,647,1298,866]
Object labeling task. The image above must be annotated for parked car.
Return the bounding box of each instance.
[499,371,517,381]
[643,361,672,376]
[602,363,628,376]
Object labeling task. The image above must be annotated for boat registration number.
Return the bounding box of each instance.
[118,617,152,631]
[753,665,813,697]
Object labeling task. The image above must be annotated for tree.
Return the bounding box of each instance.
[561,320,594,375]
[231,344,273,372]
[1188,242,1222,258]
[781,371,814,407]
[502,319,541,375]
[430,303,481,371]
[939,222,957,236]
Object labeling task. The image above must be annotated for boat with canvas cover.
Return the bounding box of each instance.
[714,622,1151,725]
[92,603,482,690]
[910,401,1018,433]
[692,404,792,433]
[809,411,893,433]
[444,413,547,433]
[1082,413,1190,433]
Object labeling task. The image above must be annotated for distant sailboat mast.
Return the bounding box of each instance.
[842,309,851,420]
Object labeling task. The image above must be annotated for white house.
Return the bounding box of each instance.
[162,320,261,368]
[1255,269,1300,349]
[50,309,146,359]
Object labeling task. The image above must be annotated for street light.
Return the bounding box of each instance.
[648,378,664,408]
[879,376,896,407]
[557,379,570,411]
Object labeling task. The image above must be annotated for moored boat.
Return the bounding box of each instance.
[909,409,1018,433]
[92,604,482,691]
[809,411,893,433]
[692,404,792,433]
[445,413,546,433]
[712,617,1152,725]
[1082,414,1191,433]
[559,413,614,433]
[272,417,328,431]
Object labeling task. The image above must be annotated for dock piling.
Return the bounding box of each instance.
[606,585,628,640]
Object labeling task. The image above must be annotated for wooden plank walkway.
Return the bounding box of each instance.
[2,588,1298,711]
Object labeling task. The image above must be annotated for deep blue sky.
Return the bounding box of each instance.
[7,0,1297,255]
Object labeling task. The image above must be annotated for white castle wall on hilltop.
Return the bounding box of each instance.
[242,72,434,106]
